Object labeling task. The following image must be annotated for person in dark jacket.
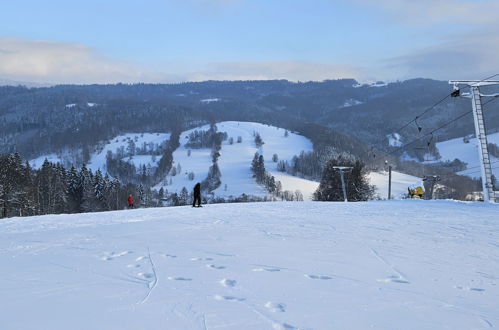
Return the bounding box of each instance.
[128,194,134,209]
[192,183,202,207]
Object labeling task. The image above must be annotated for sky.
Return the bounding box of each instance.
[0,0,498,84]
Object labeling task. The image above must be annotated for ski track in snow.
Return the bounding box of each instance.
[1,201,499,329]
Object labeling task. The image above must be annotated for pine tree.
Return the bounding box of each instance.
[314,158,374,202]
[179,187,189,206]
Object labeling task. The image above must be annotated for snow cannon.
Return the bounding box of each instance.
[408,184,425,199]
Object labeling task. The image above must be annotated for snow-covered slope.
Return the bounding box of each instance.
[88,133,171,173]
[1,201,498,330]
[436,133,499,178]
[156,121,315,199]
[369,171,422,199]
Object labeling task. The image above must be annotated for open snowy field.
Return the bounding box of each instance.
[1,201,498,330]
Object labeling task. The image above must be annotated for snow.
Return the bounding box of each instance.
[341,98,363,108]
[157,121,315,199]
[88,133,170,174]
[1,200,498,330]
[87,102,97,107]
[436,133,499,178]
[387,133,403,147]
[29,153,62,168]
[368,171,422,199]
[200,98,221,103]
[122,155,160,169]
[65,103,76,108]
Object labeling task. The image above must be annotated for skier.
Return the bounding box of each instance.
[192,183,202,207]
[128,194,135,209]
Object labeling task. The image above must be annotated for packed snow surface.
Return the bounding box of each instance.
[1,200,498,330]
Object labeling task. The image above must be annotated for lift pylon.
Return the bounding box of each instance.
[449,80,499,202]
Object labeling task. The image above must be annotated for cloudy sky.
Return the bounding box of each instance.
[0,0,498,84]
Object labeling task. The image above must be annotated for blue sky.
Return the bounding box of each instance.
[0,0,498,84]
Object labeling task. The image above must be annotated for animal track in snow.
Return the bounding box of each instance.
[207,264,226,270]
[220,279,237,287]
[265,302,286,312]
[190,257,213,261]
[252,267,280,272]
[135,256,148,262]
[168,276,192,281]
[213,295,245,302]
[305,274,332,280]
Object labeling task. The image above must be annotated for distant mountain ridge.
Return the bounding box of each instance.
[1,78,498,164]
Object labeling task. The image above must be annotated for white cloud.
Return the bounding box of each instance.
[354,0,499,25]
[0,38,366,84]
[185,61,363,82]
[0,38,161,84]
[382,27,499,80]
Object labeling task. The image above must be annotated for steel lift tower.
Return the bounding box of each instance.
[449,80,499,202]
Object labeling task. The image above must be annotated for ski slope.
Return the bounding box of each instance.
[1,201,498,330]
[156,121,315,199]
[436,133,499,178]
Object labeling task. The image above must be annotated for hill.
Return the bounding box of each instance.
[1,201,498,329]
[29,121,422,200]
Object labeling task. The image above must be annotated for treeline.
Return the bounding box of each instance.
[0,153,156,218]
[277,146,352,181]
[185,125,228,149]
[251,152,303,201]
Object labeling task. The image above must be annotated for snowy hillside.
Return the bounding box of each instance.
[87,133,171,173]
[30,133,171,173]
[1,201,498,330]
[369,171,422,199]
[155,121,315,199]
[435,132,499,178]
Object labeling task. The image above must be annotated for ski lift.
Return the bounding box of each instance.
[422,133,434,162]
[414,117,422,133]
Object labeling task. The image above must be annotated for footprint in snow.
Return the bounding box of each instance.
[190,257,213,261]
[272,322,297,329]
[220,279,236,287]
[455,285,485,292]
[126,264,141,268]
[100,250,133,261]
[305,274,332,280]
[135,256,148,262]
[168,276,192,281]
[214,295,245,302]
[159,253,177,258]
[253,267,280,272]
[207,264,226,270]
[265,302,286,312]
[138,272,154,279]
[377,275,409,284]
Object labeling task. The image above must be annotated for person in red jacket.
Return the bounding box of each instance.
[128,194,134,209]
